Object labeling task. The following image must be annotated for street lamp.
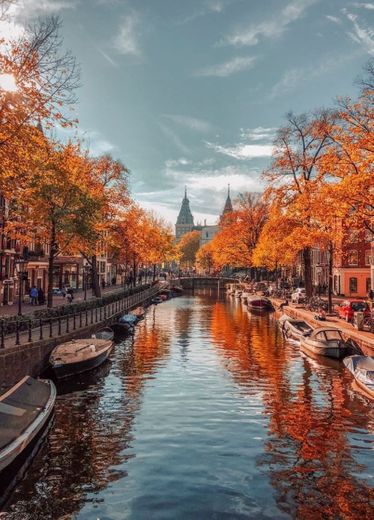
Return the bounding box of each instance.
[15,258,28,316]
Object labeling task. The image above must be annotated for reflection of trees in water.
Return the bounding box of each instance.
[173,298,195,362]
[210,301,374,519]
[5,311,172,519]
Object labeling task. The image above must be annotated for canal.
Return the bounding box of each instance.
[3,291,374,519]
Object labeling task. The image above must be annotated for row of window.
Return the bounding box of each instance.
[347,250,371,266]
[346,229,373,243]
[349,277,371,293]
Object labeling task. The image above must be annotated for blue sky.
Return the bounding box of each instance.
[8,0,374,226]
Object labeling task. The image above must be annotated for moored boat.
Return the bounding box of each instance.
[130,306,145,319]
[92,326,114,341]
[300,327,351,360]
[247,296,273,312]
[279,315,313,340]
[50,338,113,379]
[0,376,56,472]
[343,355,374,399]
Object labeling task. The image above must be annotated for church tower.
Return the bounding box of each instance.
[221,184,233,217]
[175,187,194,241]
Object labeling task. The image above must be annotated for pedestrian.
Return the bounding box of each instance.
[37,287,45,305]
[368,289,374,302]
[30,286,38,306]
[67,287,74,302]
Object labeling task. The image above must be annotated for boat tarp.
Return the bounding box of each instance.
[0,377,50,450]
[344,356,374,384]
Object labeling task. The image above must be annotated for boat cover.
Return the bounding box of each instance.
[344,356,374,386]
[0,377,51,450]
[119,314,138,324]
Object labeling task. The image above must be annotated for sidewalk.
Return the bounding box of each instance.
[0,284,135,317]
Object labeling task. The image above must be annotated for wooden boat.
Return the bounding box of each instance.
[300,327,351,360]
[130,306,145,319]
[0,376,56,472]
[92,326,114,341]
[50,338,113,379]
[247,296,273,312]
[343,355,374,400]
[279,315,313,340]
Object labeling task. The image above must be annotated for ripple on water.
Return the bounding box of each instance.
[3,292,374,520]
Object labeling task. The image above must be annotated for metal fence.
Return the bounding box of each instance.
[1,285,160,348]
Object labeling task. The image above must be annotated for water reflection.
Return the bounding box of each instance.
[3,293,374,519]
[210,300,374,519]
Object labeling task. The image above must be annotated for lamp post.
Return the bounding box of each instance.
[15,258,28,316]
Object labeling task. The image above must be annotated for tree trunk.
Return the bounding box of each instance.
[91,255,101,298]
[153,264,156,281]
[303,247,313,298]
[328,242,333,314]
[47,222,56,308]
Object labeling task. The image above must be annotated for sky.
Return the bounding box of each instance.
[4,0,374,227]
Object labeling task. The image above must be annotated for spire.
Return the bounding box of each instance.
[222,184,233,216]
[176,188,194,225]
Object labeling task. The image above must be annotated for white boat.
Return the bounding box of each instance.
[0,376,56,472]
[240,291,251,303]
[279,315,313,340]
[300,328,351,360]
[343,355,374,399]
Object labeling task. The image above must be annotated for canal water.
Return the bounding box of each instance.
[3,291,374,519]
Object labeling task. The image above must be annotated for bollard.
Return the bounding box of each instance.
[73,314,76,330]
[15,321,20,346]
[28,321,32,343]
[85,309,88,326]
[49,319,53,338]
[58,317,61,335]
[79,312,82,328]
[39,319,43,340]
[1,321,4,349]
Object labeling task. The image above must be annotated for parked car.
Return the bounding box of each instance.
[291,288,307,304]
[336,300,371,323]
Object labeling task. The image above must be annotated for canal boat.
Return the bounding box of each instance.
[50,338,114,379]
[247,296,273,312]
[92,327,114,341]
[343,355,374,400]
[0,376,56,472]
[279,315,313,340]
[131,306,145,319]
[300,327,351,360]
[240,291,252,303]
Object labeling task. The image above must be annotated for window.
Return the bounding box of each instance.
[351,302,368,312]
[349,277,357,293]
[365,250,371,266]
[364,229,373,242]
[348,250,358,265]
[347,229,359,242]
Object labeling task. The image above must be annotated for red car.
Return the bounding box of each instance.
[336,300,371,322]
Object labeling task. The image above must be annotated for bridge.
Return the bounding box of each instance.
[175,277,235,290]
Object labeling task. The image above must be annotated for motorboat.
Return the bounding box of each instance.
[247,296,273,312]
[300,327,351,360]
[343,355,374,399]
[92,326,114,341]
[279,315,313,340]
[130,306,145,319]
[0,376,56,472]
[240,291,251,303]
[50,338,113,379]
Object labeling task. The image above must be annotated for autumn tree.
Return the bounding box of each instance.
[196,242,215,273]
[177,230,201,269]
[265,110,334,297]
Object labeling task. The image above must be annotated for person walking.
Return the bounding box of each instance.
[30,286,38,306]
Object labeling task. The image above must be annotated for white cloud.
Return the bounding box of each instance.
[222,0,318,47]
[165,158,192,168]
[195,56,256,77]
[326,15,342,24]
[206,141,273,160]
[240,127,277,142]
[345,12,374,55]
[113,13,141,56]
[352,3,374,9]
[164,114,214,133]
[270,51,360,97]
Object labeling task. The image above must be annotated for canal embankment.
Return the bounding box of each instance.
[271,298,374,355]
[0,283,163,389]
